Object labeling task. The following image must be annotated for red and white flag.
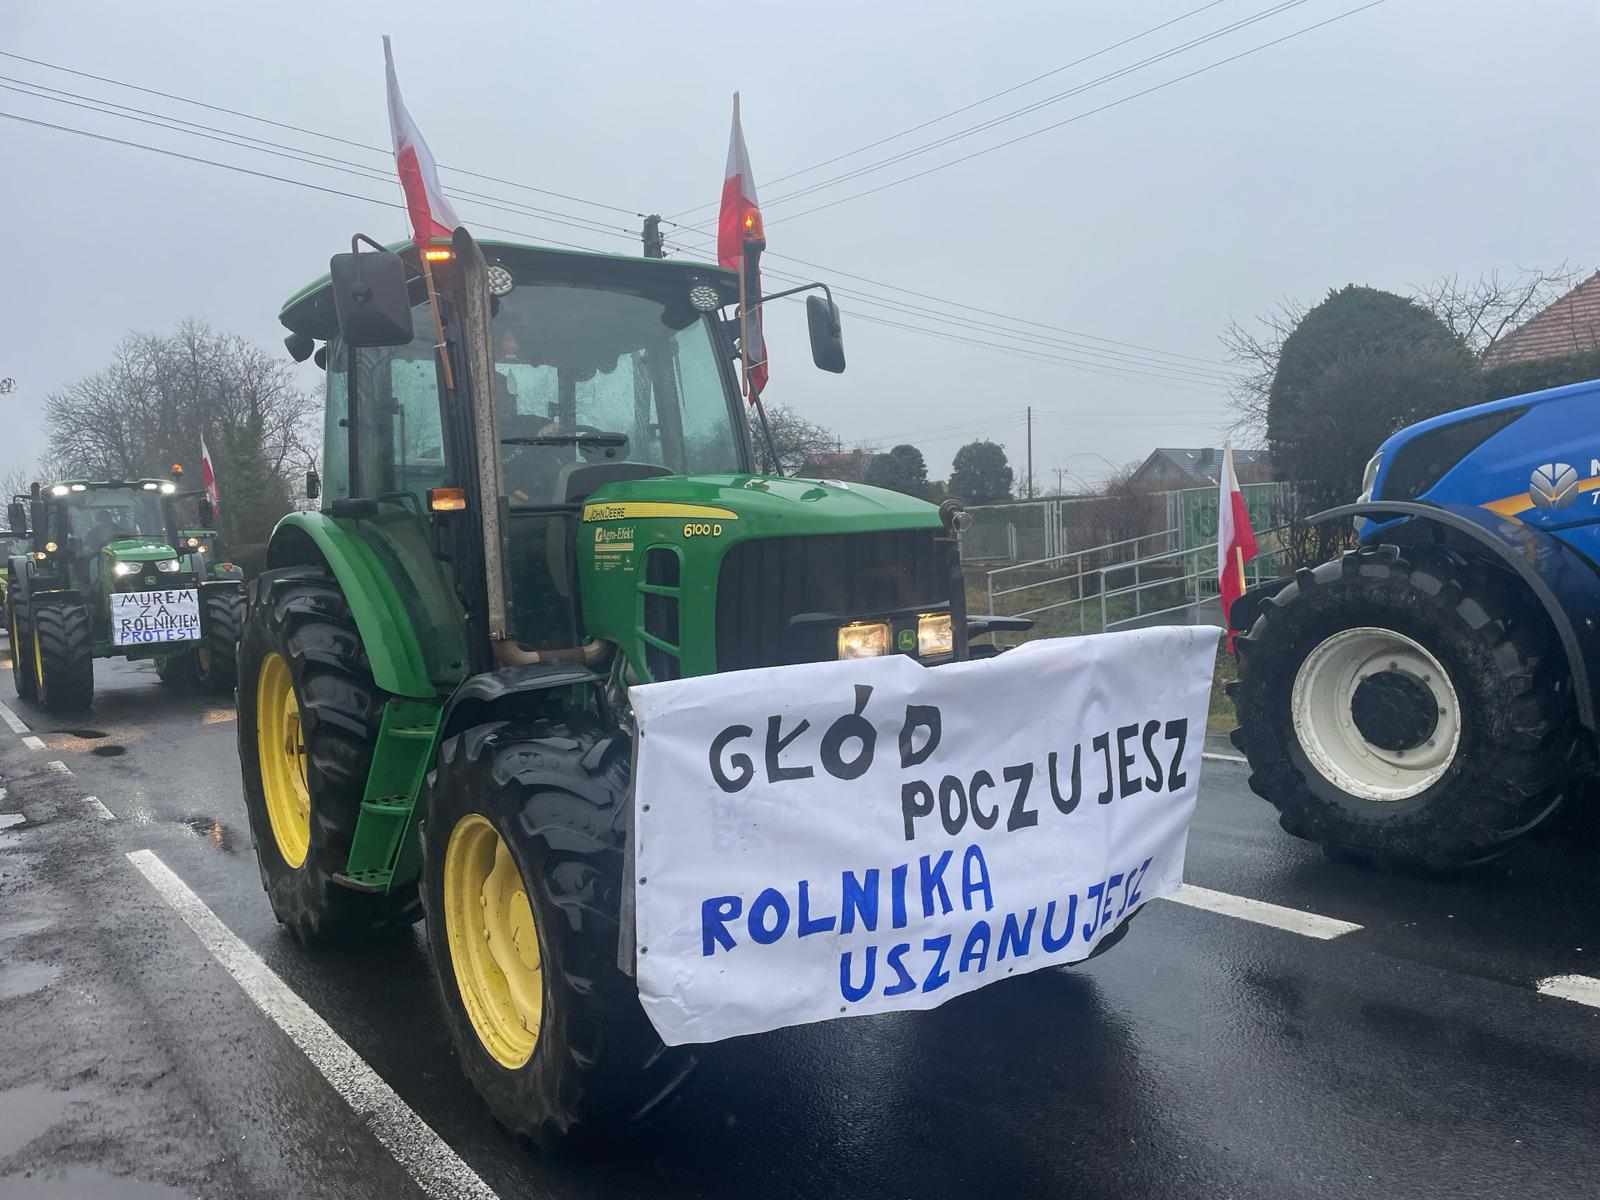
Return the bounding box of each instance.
[717,93,768,400]
[1217,447,1258,649]
[200,434,220,517]
[384,35,461,249]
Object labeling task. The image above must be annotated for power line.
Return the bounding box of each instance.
[677,0,1319,229]
[769,1,1385,226]
[664,0,1234,218]
[0,47,644,217]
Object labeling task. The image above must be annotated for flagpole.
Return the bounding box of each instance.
[420,252,455,393]
[737,248,751,404]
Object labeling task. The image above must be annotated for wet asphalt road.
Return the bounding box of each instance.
[2,647,1599,1198]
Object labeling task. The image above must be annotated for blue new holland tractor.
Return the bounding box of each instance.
[1230,378,1600,867]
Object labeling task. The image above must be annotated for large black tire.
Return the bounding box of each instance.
[422,718,693,1147]
[195,586,245,694]
[236,567,421,943]
[32,600,94,713]
[1232,544,1579,867]
[6,591,37,702]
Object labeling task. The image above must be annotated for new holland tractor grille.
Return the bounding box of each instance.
[714,529,948,672]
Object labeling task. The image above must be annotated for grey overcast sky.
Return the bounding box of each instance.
[1,0,1595,490]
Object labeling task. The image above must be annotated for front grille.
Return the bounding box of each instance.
[714,529,948,673]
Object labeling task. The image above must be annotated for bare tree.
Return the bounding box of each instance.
[1220,300,1305,445]
[753,403,840,474]
[1415,265,1580,357]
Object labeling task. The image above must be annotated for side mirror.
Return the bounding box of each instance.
[305,467,321,501]
[197,497,215,527]
[806,294,846,374]
[6,501,25,537]
[328,242,414,348]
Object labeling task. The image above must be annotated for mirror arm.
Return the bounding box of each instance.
[744,280,834,312]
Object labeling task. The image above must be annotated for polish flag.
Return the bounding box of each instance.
[717,93,768,400]
[200,434,220,516]
[1217,447,1259,649]
[384,35,461,249]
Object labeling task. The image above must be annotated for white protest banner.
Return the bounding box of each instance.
[110,588,201,646]
[630,625,1220,1046]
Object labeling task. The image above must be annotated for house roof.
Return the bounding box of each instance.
[1130,447,1271,488]
[1482,270,1600,367]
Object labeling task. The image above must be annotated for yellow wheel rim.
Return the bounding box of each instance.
[32,626,43,691]
[256,651,310,868]
[443,813,544,1069]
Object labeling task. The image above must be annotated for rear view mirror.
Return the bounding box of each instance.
[305,467,321,501]
[6,501,25,537]
[329,242,414,348]
[197,497,215,527]
[806,294,846,374]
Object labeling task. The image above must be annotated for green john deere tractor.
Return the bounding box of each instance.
[155,486,246,690]
[239,229,1010,1145]
[5,478,246,711]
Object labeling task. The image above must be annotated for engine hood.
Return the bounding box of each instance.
[102,537,179,562]
[580,473,941,539]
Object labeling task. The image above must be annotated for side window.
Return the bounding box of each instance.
[676,324,740,473]
[322,338,351,503]
[389,356,447,502]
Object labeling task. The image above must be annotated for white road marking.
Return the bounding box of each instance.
[83,795,116,821]
[1165,883,1362,940]
[44,760,71,775]
[21,735,45,751]
[1537,974,1600,1008]
[0,813,24,830]
[0,699,31,734]
[125,850,502,1200]
[1202,751,1248,764]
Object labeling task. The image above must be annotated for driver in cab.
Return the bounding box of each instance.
[494,330,566,506]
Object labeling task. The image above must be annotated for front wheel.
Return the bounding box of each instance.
[7,594,37,702]
[194,586,245,694]
[422,719,693,1147]
[32,600,94,713]
[1232,545,1578,867]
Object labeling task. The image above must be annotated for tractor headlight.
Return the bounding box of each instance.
[113,561,140,577]
[154,558,181,573]
[917,612,954,657]
[837,621,890,660]
[1357,452,1382,503]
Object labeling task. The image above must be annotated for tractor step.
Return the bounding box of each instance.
[340,699,443,891]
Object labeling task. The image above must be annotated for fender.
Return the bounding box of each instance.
[1302,500,1599,731]
[438,661,602,742]
[266,511,433,699]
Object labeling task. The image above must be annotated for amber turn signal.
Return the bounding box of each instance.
[428,487,467,512]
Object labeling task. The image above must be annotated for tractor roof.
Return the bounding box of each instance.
[279,239,737,341]
[37,479,177,496]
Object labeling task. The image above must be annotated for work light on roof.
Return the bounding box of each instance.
[160,482,176,494]
[51,484,69,496]
[142,482,159,491]
[689,285,720,312]
[70,484,87,492]
[486,264,514,297]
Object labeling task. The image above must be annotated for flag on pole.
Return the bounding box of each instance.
[200,434,220,517]
[383,35,461,248]
[1217,447,1259,649]
[717,93,768,400]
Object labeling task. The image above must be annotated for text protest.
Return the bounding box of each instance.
[630,626,1220,1046]
[110,588,201,646]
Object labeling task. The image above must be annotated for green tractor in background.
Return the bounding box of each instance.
[240,229,1004,1145]
[155,479,247,691]
[5,478,246,712]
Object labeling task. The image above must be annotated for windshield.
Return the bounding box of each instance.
[56,489,168,550]
[490,283,742,506]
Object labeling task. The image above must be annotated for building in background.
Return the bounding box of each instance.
[1482,271,1600,368]
[1128,447,1273,491]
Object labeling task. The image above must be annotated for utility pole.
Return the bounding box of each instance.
[1026,406,1034,500]
[1055,466,1065,495]
[641,214,664,258]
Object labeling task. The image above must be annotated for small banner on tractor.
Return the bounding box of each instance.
[110,588,201,646]
[630,626,1221,1046]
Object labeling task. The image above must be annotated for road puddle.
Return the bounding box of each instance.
[54,728,107,739]
[0,961,62,1002]
[179,816,235,854]
[90,746,126,758]
[0,1167,190,1197]
[0,1082,75,1158]
[0,917,54,944]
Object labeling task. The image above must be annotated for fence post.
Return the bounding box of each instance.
[1099,571,1107,633]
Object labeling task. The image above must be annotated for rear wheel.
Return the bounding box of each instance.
[32,600,94,713]
[1232,545,1578,867]
[194,586,244,693]
[422,719,693,1146]
[7,593,37,702]
[237,568,420,943]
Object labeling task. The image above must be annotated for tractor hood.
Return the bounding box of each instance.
[103,537,179,562]
[580,473,941,539]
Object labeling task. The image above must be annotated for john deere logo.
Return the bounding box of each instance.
[897,628,916,652]
[1529,462,1578,510]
